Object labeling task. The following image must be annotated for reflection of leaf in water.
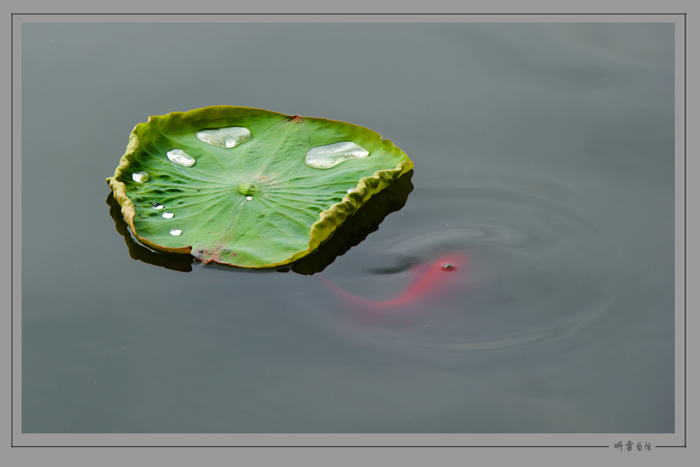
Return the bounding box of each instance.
[362,255,427,275]
[107,106,413,269]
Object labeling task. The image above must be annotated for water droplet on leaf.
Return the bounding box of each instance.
[169,228,182,236]
[162,211,174,219]
[306,141,369,169]
[152,202,164,209]
[196,127,251,149]
[132,171,149,183]
[166,149,196,167]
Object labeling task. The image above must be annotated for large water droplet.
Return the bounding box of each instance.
[167,149,196,167]
[169,228,182,236]
[132,171,149,183]
[246,196,253,201]
[305,141,369,169]
[162,211,174,219]
[196,127,251,149]
[152,202,164,209]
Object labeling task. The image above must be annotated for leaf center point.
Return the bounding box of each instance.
[237,182,259,197]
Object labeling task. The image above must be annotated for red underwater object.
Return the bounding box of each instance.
[320,253,468,313]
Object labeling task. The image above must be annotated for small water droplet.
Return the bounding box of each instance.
[196,127,251,149]
[162,211,174,219]
[169,228,182,236]
[166,149,196,167]
[132,171,149,183]
[306,141,369,169]
[152,202,164,209]
[246,196,253,201]
[442,263,454,270]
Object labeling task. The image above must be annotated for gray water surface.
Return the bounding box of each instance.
[20,22,675,433]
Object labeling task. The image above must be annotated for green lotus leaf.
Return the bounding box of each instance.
[106,192,195,273]
[106,106,414,268]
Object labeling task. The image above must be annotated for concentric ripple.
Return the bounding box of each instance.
[314,181,623,353]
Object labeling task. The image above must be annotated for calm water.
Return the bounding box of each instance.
[21,22,675,434]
